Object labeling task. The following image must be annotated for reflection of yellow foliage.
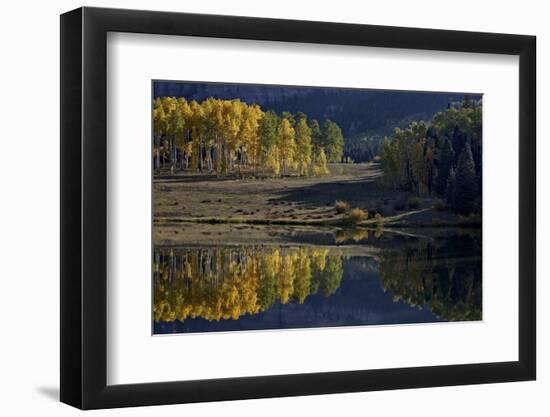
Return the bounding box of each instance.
[293,250,312,303]
[335,228,369,243]
[311,248,328,272]
[352,229,369,242]
[153,246,344,323]
[335,230,347,244]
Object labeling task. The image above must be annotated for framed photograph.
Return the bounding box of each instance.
[60,6,536,409]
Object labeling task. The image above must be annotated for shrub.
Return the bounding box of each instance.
[344,208,368,225]
[335,200,350,214]
[408,196,421,209]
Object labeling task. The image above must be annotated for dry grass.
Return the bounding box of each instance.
[335,200,350,214]
[153,162,474,234]
[154,163,380,226]
[344,208,368,225]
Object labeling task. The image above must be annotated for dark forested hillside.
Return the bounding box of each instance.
[154,82,303,109]
[153,82,479,138]
[266,89,462,137]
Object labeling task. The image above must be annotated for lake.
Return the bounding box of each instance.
[152,226,481,334]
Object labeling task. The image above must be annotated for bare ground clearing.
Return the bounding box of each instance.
[156,163,393,222]
[153,163,475,235]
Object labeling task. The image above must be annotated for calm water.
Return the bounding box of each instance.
[153,228,481,334]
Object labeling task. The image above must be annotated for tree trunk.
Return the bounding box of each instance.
[155,135,160,173]
[171,135,177,174]
[199,141,204,172]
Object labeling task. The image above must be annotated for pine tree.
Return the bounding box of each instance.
[322,120,344,162]
[259,111,279,175]
[436,138,455,195]
[454,143,477,214]
[445,167,456,209]
[308,119,323,151]
[280,111,296,127]
[424,146,435,195]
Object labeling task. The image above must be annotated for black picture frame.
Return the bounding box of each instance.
[60,6,536,410]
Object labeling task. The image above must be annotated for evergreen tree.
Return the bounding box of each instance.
[259,111,279,174]
[445,167,456,209]
[424,146,435,195]
[376,99,483,208]
[280,111,296,127]
[454,143,477,214]
[322,119,344,162]
[308,119,323,151]
[295,111,307,123]
[436,138,455,195]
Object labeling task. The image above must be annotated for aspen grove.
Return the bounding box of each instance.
[153,96,344,176]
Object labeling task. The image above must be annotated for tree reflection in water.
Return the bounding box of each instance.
[378,234,482,321]
[153,246,343,324]
[153,233,481,327]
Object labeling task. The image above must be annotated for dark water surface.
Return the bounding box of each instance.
[153,228,481,334]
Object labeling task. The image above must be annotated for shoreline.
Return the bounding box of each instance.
[153,209,481,228]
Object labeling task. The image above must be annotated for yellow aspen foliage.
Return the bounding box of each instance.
[313,148,329,175]
[153,96,342,178]
[277,118,296,176]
